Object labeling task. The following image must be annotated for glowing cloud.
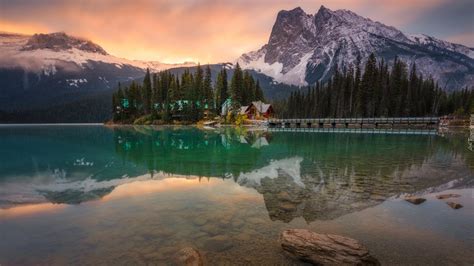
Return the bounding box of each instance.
[0,0,471,63]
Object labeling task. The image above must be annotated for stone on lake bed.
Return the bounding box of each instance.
[246,217,266,225]
[154,228,176,238]
[279,202,297,212]
[231,219,244,228]
[234,233,252,241]
[446,201,463,209]
[203,235,234,252]
[280,229,380,265]
[175,247,203,266]
[405,196,426,205]
[200,224,221,236]
[192,217,208,226]
[436,194,461,200]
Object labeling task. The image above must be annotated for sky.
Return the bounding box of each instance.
[0,0,473,63]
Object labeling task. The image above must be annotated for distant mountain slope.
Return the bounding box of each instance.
[238,6,474,91]
[0,32,195,112]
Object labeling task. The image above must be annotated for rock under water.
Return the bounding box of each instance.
[175,247,203,266]
[404,196,426,205]
[280,229,380,265]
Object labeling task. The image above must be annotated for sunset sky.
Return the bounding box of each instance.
[1,0,473,63]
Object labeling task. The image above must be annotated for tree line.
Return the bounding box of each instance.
[278,54,473,118]
[112,63,264,123]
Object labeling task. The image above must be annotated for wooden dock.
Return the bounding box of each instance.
[268,117,439,129]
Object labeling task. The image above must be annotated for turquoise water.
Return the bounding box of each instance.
[0,125,473,265]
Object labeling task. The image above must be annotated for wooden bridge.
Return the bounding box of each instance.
[268,117,439,129]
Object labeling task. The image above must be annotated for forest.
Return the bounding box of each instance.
[112,53,473,124]
[277,54,473,118]
[111,63,264,123]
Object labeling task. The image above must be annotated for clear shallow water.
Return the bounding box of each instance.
[0,126,473,265]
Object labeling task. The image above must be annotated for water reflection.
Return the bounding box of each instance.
[469,127,474,151]
[0,126,472,223]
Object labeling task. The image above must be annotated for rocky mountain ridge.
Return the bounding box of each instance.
[238,6,474,90]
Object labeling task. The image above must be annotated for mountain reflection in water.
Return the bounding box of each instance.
[0,126,472,223]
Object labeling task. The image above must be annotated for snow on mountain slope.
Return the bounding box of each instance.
[238,6,474,90]
[0,32,195,74]
[0,32,195,112]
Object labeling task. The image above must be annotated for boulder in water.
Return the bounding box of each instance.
[405,196,426,205]
[280,229,380,265]
[446,201,463,209]
[436,194,461,200]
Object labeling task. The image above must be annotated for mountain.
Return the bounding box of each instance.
[238,6,474,91]
[0,32,195,113]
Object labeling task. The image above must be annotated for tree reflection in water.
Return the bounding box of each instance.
[112,126,473,222]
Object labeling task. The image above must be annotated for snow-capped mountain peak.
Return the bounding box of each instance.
[238,6,473,90]
[21,32,108,55]
[0,31,196,112]
[0,32,195,73]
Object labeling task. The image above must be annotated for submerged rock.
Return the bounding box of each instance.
[200,224,221,236]
[203,235,234,252]
[280,229,380,265]
[446,201,463,209]
[436,194,461,200]
[175,247,203,266]
[279,202,297,212]
[405,196,426,205]
[192,217,208,226]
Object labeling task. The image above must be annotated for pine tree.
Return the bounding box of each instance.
[230,63,244,108]
[242,71,254,105]
[215,67,229,111]
[203,65,213,108]
[142,68,152,114]
[255,80,264,101]
[194,63,204,102]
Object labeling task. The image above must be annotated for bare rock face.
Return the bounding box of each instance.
[22,32,108,55]
[175,247,203,266]
[446,201,463,209]
[436,194,461,200]
[238,5,474,90]
[280,229,380,265]
[405,196,426,205]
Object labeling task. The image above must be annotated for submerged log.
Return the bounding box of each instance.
[280,229,380,265]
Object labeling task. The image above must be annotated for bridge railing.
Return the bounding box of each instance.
[268,117,439,128]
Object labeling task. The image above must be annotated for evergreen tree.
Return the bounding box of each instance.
[203,65,213,108]
[215,68,229,111]
[142,68,152,114]
[230,63,244,107]
[195,63,204,101]
[255,80,264,101]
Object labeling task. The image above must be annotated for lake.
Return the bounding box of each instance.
[0,125,473,265]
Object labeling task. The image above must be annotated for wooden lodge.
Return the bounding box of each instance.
[240,101,274,119]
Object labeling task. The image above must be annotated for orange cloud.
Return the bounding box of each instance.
[0,0,464,63]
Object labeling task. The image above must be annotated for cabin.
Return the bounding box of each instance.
[240,101,274,119]
[221,99,273,119]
